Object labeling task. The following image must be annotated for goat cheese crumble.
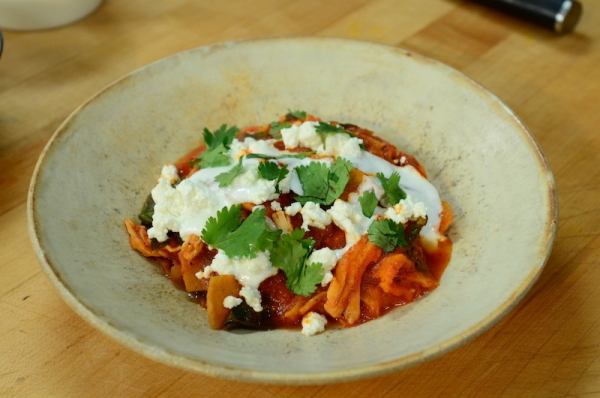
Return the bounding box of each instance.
[301,312,327,336]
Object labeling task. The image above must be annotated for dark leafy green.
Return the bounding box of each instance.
[138,194,155,227]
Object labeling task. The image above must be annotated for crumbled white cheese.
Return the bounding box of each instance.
[320,133,363,158]
[160,164,180,185]
[147,178,186,241]
[240,286,263,312]
[206,251,277,312]
[307,248,338,286]
[383,195,428,224]
[281,121,322,151]
[284,202,302,216]
[209,250,277,291]
[270,201,282,211]
[147,159,279,242]
[278,167,293,194]
[301,312,327,336]
[281,121,363,158]
[326,199,372,247]
[300,201,332,230]
[223,296,243,309]
[149,175,233,242]
[196,265,213,280]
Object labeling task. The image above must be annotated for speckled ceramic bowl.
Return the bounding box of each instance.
[28,37,557,385]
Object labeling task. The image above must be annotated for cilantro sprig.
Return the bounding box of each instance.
[315,122,347,148]
[215,157,244,187]
[201,205,280,259]
[376,172,407,206]
[295,157,352,205]
[269,121,292,138]
[315,122,366,150]
[190,124,239,169]
[258,161,289,193]
[286,109,307,120]
[367,219,407,253]
[358,190,378,217]
[270,229,323,297]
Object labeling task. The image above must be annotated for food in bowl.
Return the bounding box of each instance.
[124,111,453,336]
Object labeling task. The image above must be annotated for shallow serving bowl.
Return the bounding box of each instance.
[28,37,557,385]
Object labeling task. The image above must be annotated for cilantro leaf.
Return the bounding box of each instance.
[190,124,239,168]
[192,143,231,168]
[358,190,378,217]
[204,124,238,150]
[215,157,244,187]
[297,262,324,296]
[270,229,322,297]
[315,122,347,149]
[367,219,407,253]
[315,122,346,137]
[257,161,281,180]
[295,161,329,204]
[257,161,289,193]
[201,205,244,249]
[269,121,291,137]
[376,172,407,206]
[295,157,352,205]
[286,109,307,119]
[201,205,280,258]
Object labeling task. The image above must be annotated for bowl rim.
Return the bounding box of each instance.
[27,36,559,385]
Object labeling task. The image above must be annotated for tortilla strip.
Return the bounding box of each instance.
[324,236,383,324]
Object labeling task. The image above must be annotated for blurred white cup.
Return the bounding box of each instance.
[0,0,102,31]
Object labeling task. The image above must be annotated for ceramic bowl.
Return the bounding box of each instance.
[0,0,102,31]
[28,37,557,385]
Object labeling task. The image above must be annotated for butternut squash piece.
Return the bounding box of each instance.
[178,235,209,292]
[207,275,242,330]
[169,261,184,290]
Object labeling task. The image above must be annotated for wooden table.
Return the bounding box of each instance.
[1,1,599,396]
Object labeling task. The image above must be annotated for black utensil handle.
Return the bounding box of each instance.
[473,0,582,33]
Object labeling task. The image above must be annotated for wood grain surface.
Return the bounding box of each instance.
[1,0,599,396]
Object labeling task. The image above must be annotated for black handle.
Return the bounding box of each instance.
[473,0,582,33]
